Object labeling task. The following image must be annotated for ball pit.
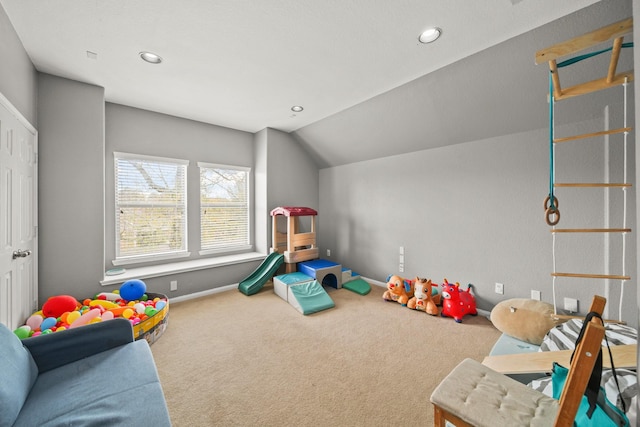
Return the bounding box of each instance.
[14,288,169,345]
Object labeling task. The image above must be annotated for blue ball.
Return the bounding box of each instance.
[119,279,147,301]
[40,316,57,331]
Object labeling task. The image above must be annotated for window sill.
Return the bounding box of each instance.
[100,252,267,286]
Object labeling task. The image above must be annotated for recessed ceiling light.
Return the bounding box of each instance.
[139,51,163,64]
[291,106,304,112]
[419,27,442,44]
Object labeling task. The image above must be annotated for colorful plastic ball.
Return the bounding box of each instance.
[133,303,146,314]
[144,307,158,317]
[13,325,31,339]
[119,279,146,301]
[42,295,79,318]
[25,314,44,330]
[122,308,134,319]
[155,301,166,310]
[66,310,81,324]
[40,316,58,331]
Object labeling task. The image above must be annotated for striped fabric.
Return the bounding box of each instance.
[528,319,638,425]
[540,319,637,352]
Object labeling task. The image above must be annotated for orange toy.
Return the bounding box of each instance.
[382,275,414,306]
[407,277,439,315]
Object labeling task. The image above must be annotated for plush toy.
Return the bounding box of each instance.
[382,275,414,306]
[440,279,477,323]
[407,277,439,315]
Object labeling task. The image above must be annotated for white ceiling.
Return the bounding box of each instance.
[1,0,602,134]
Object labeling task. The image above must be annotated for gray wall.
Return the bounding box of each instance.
[37,74,105,301]
[0,5,37,125]
[104,103,255,263]
[264,128,319,210]
[319,111,637,324]
[255,127,320,251]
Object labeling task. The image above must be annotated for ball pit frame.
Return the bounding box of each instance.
[132,292,169,345]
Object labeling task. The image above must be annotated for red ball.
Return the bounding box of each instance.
[42,295,79,318]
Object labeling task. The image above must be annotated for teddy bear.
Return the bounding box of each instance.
[382,275,414,306]
[407,277,439,315]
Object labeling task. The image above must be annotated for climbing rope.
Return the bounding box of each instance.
[545,71,559,226]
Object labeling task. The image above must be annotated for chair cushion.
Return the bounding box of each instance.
[430,358,559,427]
[0,322,38,426]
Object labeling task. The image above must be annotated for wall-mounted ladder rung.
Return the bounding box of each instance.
[551,272,630,280]
[551,228,631,233]
[553,127,632,143]
[554,182,632,188]
[553,71,634,101]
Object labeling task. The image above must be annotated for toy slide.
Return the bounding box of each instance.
[238,252,285,296]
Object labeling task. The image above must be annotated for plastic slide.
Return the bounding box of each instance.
[238,252,285,296]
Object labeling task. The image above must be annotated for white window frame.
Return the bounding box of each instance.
[198,162,252,256]
[113,152,190,265]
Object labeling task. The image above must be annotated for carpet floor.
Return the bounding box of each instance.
[150,282,501,426]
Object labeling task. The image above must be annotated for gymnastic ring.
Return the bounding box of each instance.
[543,195,559,210]
[545,207,560,226]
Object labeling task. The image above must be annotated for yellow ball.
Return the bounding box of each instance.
[66,310,81,324]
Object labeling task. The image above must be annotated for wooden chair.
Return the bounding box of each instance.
[430,296,607,427]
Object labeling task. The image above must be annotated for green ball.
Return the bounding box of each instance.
[13,325,31,339]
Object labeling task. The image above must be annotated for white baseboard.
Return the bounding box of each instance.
[365,277,386,288]
[169,283,238,304]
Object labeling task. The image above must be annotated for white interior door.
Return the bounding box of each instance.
[0,93,38,330]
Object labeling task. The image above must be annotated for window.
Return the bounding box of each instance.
[114,153,189,263]
[199,162,250,254]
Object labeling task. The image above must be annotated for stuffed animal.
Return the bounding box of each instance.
[440,279,477,323]
[407,277,439,315]
[382,275,414,306]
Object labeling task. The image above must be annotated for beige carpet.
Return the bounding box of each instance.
[150,282,501,426]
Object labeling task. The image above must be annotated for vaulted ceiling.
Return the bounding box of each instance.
[1,0,631,167]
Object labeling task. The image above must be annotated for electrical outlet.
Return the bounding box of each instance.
[326,249,331,257]
[495,282,504,294]
[399,246,404,255]
[170,280,178,291]
[531,290,541,301]
[399,263,404,273]
[564,297,578,313]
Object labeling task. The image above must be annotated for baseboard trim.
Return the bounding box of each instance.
[169,283,238,304]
